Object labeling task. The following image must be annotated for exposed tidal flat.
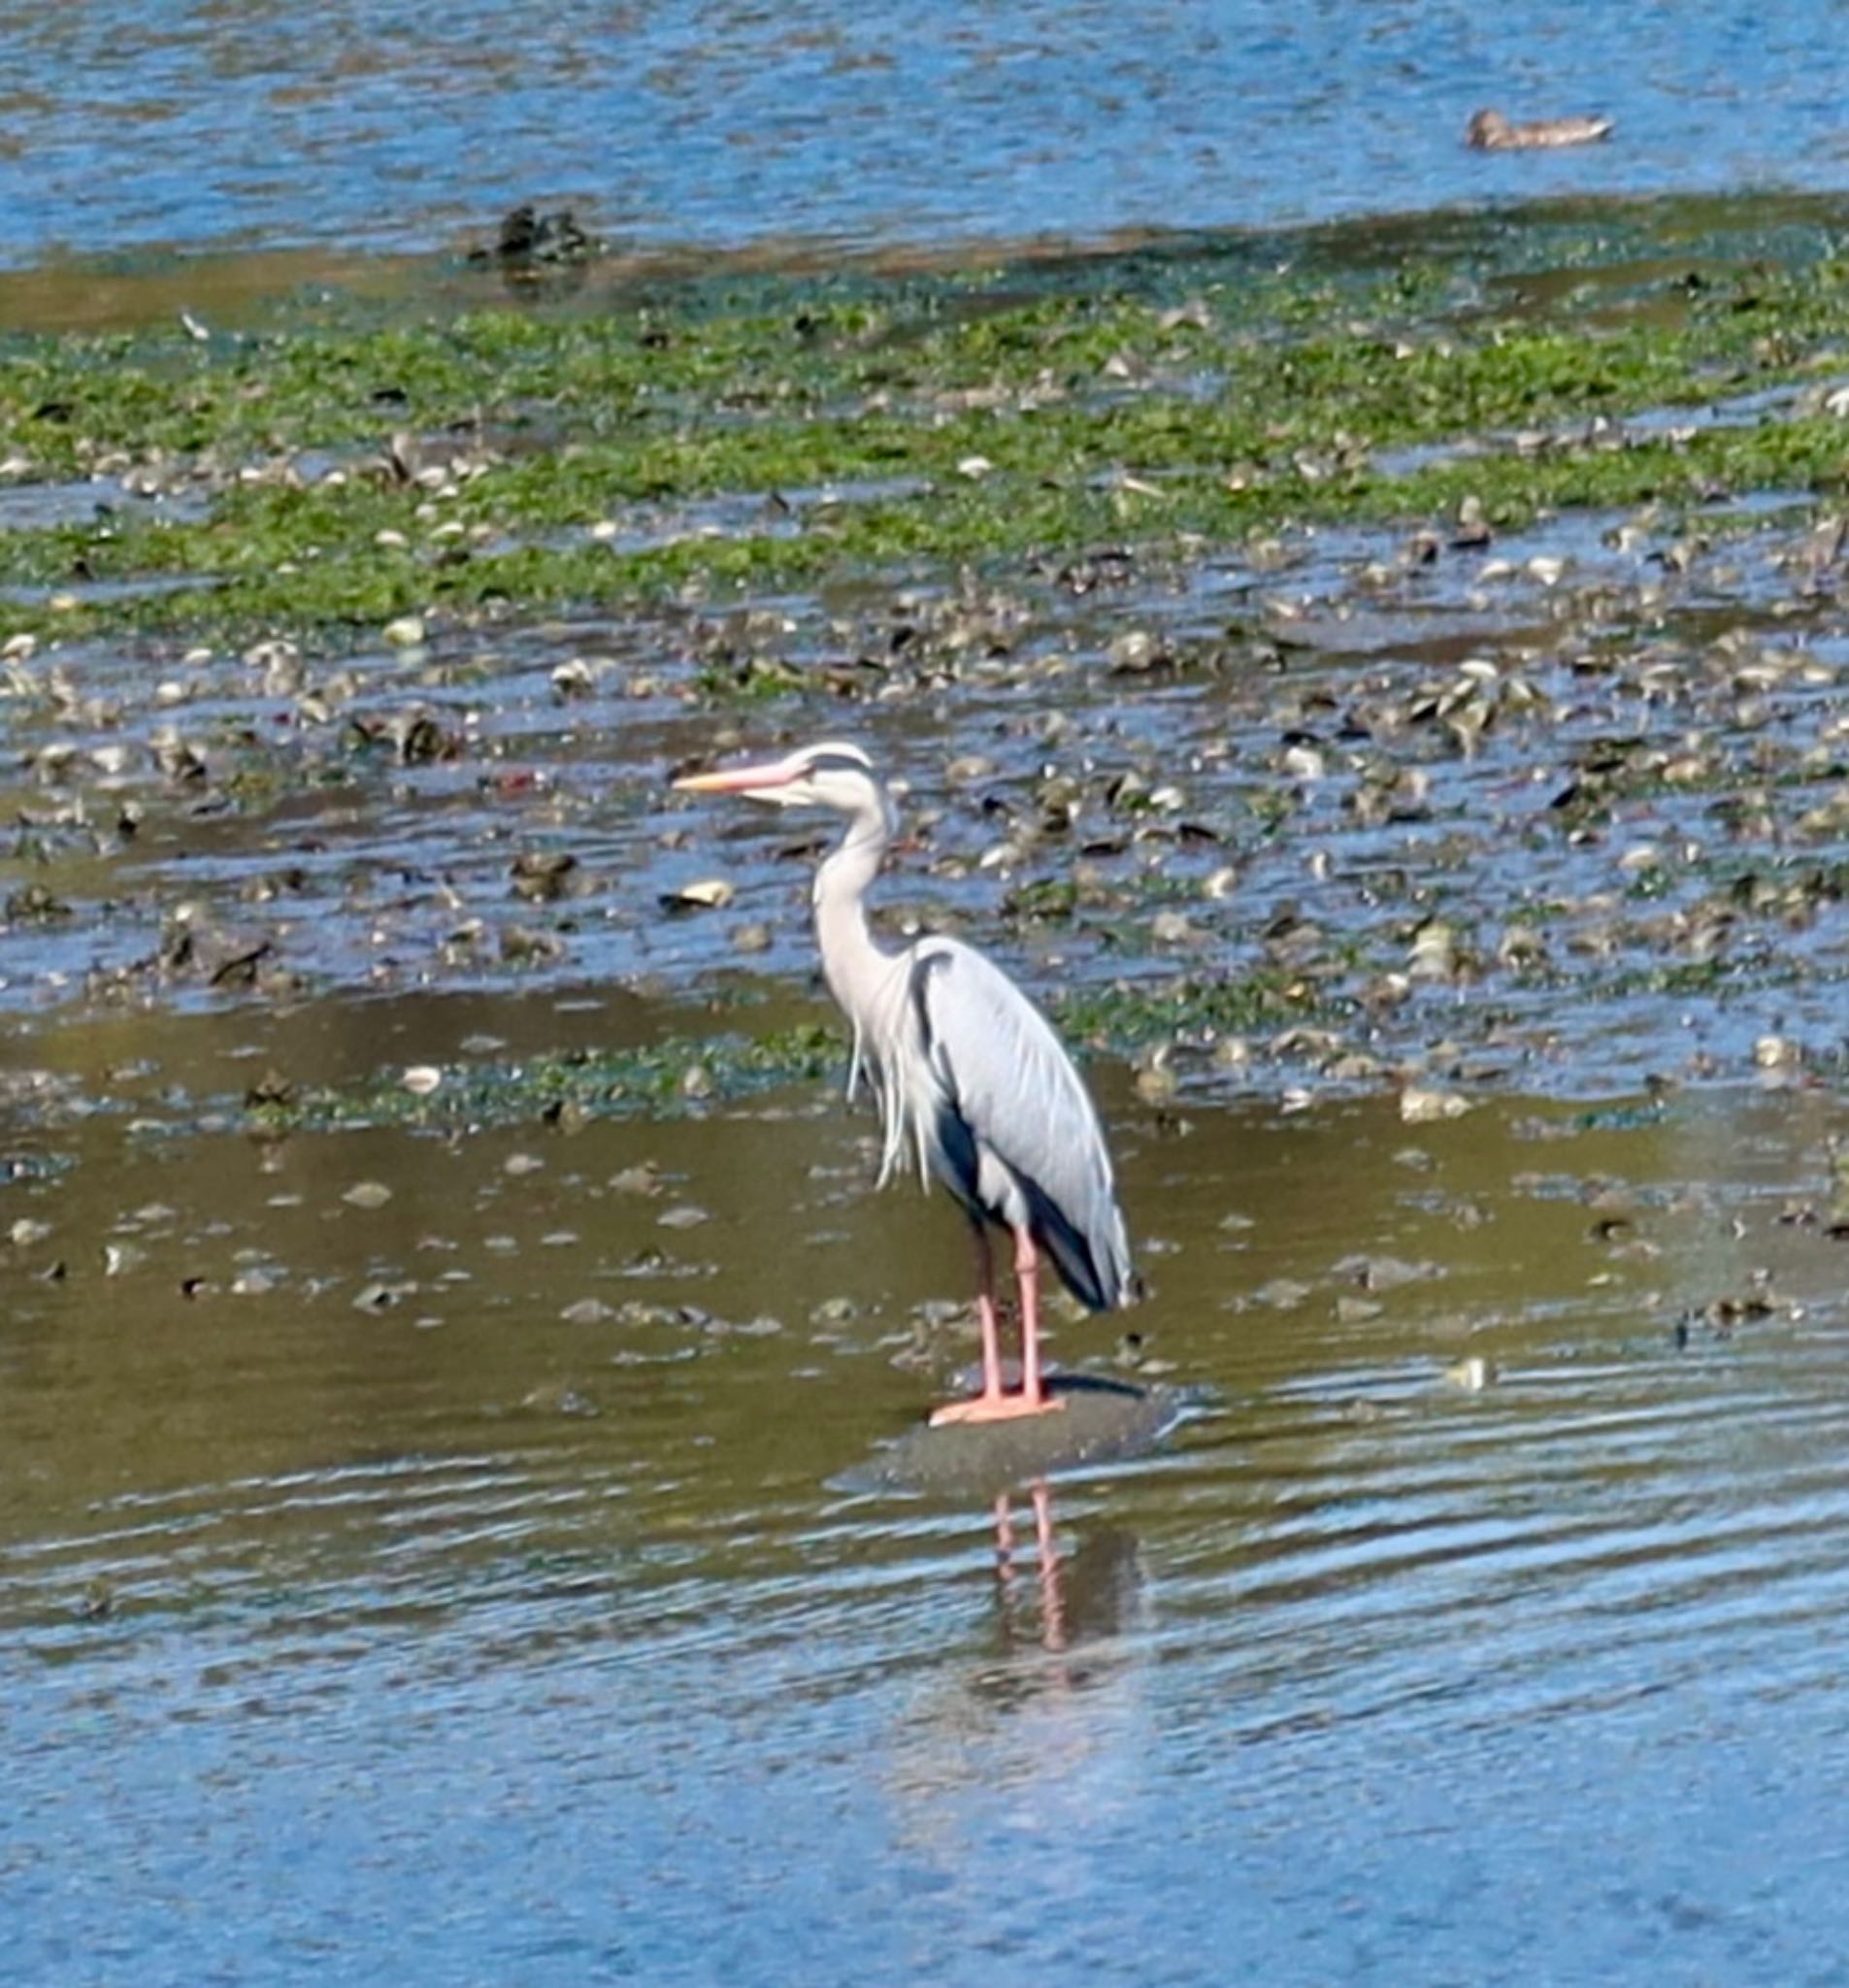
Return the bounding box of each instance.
[3,192,1849,1110]
[8,191,1849,1987]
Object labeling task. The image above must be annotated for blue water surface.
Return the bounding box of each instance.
[0,0,1843,269]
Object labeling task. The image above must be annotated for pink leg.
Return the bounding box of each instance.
[929,1222,1066,1426]
[1015,1224,1046,1408]
[973,1223,1006,1402]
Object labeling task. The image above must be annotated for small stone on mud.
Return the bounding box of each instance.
[353,1279,415,1312]
[504,1153,545,1176]
[561,1298,617,1325]
[1452,496,1493,548]
[1401,1085,1470,1123]
[402,1065,443,1096]
[658,1204,710,1229]
[522,1385,599,1416]
[1335,1252,1438,1291]
[1443,1354,1499,1391]
[1135,1058,1179,1104]
[1108,629,1168,675]
[501,924,566,965]
[661,878,736,912]
[343,1180,393,1209]
[383,614,427,647]
[610,1163,662,1197]
[512,852,579,903]
[1150,910,1195,945]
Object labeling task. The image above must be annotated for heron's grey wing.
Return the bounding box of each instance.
[911,939,1134,1309]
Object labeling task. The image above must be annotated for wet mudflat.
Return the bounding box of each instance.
[6,189,1849,1980]
[4,194,1849,1116]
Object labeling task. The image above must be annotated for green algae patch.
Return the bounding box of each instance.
[4,205,1849,647]
[243,1022,848,1135]
[236,971,1321,1138]
[1056,970,1315,1047]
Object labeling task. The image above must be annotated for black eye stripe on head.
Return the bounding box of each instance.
[799,749,874,778]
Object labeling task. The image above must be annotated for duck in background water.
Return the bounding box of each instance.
[1468,108,1615,150]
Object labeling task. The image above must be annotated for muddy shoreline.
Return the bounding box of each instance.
[2,191,1847,1132]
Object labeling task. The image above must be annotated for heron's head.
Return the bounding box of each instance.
[673,741,885,816]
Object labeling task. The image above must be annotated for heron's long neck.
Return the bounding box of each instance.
[813,797,897,1030]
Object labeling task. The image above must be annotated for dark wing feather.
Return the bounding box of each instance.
[911,938,1133,1309]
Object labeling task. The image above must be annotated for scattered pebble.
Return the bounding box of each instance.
[1401,1086,1470,1124]
[352,1279,416,1312]
[561,1297,617,1325]
[661,878,736,912]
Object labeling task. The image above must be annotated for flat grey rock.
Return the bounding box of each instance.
[841,1375,1185,1497]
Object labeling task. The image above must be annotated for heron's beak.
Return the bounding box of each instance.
[673,758,798,799]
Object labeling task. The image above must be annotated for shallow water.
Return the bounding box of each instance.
[6,1010,1849,1981]
[3,0,1847,273]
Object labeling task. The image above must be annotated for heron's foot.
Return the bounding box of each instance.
[929,1390,1068,1428]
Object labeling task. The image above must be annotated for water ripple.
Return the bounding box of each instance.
[9,1086,1849,1979]
[2,0,1845,270]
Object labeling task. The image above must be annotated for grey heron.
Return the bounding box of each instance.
[674,742,1136,1426]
